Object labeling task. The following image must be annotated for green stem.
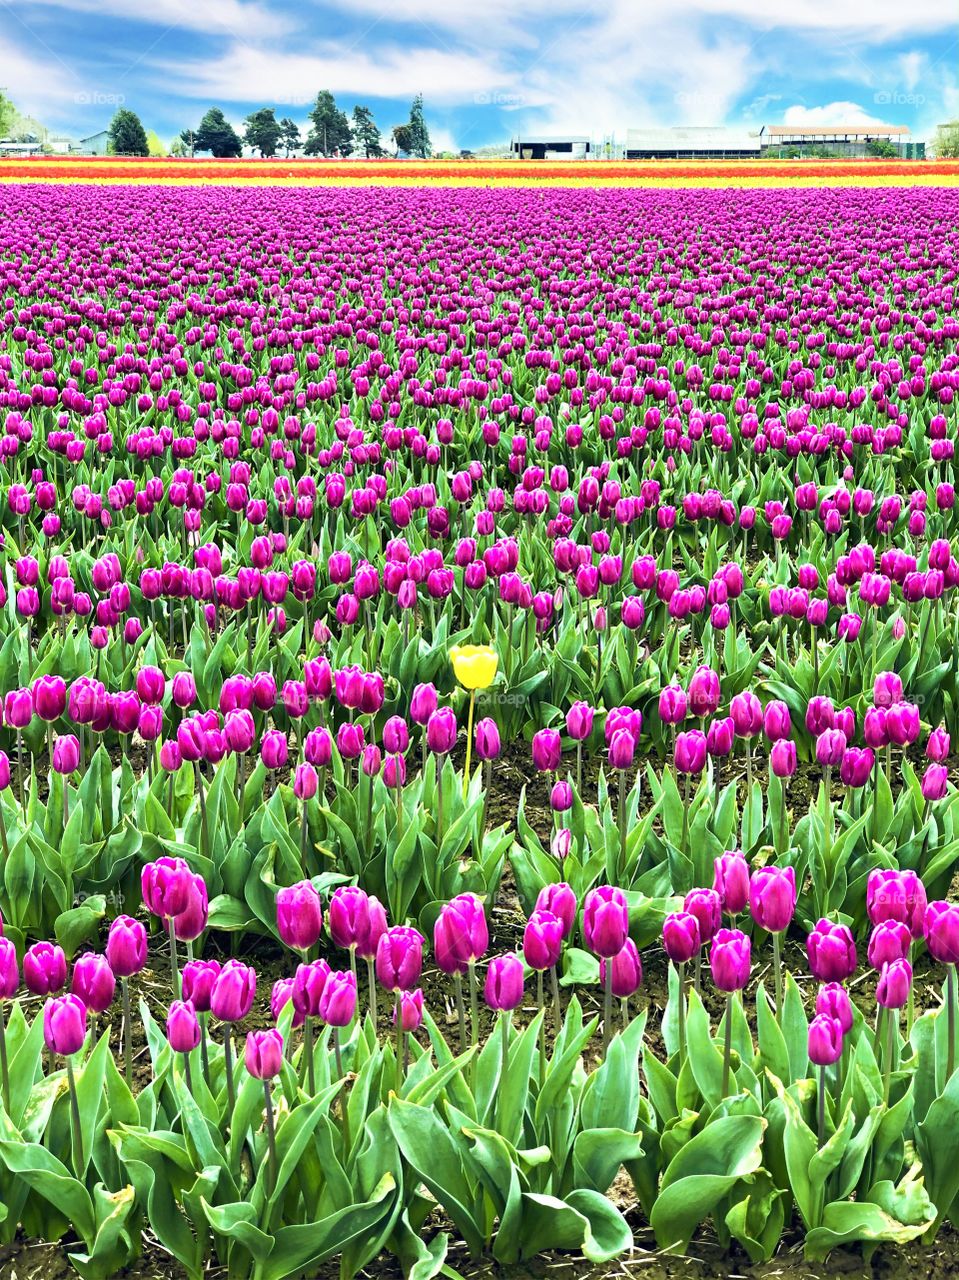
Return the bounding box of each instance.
[66,1057,83,1170]
[122,977,133,1091]
[948,965,957,1083]
[818,1064,826,1146]
[223,1031,236,1115]
[333,1028,351,1159]
[722,993,733,1096]
[454,972,467,1053]
[0,1009,9,1114]
[884,1008,896,1106]
[467,961,479,1051]
[263,1079,277,1195]
[773,931,783,1016]
[537,970,546,1088]
[550,965,562,1031]
[304,1015,316,1094]
[366,955,378,1030]
[167,917,180,1001]
[677,962,687,1066]
[603,958,614,1056]
[394,994,403,1095]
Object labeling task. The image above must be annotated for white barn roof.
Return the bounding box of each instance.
[626,127,760,152]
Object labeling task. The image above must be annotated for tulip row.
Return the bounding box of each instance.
[6,858,959,1276]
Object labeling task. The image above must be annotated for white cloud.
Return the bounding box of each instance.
[780,101,888,126]
[153,40,503,106]
[24,0,290,37]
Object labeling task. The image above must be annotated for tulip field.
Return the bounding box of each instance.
[4,172,959,1278]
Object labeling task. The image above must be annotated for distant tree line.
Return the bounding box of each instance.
[175,93,432,159]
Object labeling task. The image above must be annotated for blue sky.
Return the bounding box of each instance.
[2,0,955,149]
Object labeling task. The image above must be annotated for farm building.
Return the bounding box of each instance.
[624,127,761,159]
[759,124,921,157]
[76,130,110,155]
[511,135,592,160]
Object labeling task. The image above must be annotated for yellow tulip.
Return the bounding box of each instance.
[449,645,498,691]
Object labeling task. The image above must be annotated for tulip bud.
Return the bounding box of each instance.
[522,910,564,971]
[245,1028,284,1077]
[582,885,629,958]
[709,928,751,992]
[807,1013,843,1066]
[210,959,256,1022]
[749,866,796,933]
[713,852,750,915]
[600,938,643,998]
[484,953,525,1011]
[70,951,116,1013]
[662,911,701,964]
[43,993,87,1056]
[318,970,357,1026]
[167,1000,201,1053]
[806,919,857,982]
[276,881,323,952]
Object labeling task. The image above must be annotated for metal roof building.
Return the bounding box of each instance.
[625,127,761,159]
[511,135,592,160]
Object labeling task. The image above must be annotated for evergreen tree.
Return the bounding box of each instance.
[351,105,385,158]
[181,108,242,158]
[279,117,301,157]
[243,107,282,157]
[108,108,149,157]
[304,91,352,156]
[406,94,431,158]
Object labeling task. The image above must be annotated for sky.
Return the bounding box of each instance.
[1,0,955,149]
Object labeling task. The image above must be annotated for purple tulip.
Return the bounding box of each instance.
[434,894,488,974]
[807,919,857,982]
[0,938,18,1000]
[770,739,797,777]
[867,920,912,969]
[600,939,643,998]
[167,1000,201,1053]
[808,1013,843,1066]
[531,728,562,773]
[376,926,424,991]
[292,959,330,1017]
[683,888,722,944]
[535,883,577,938]
[70,952,116,1014]
[876,959,912,1010]
[522,910,564,971]
[276,881,324,952]
[387,987,422,1032]
[141,856,193,920]
[106,916,148,978]
[662,911,701,964]
[210,960,256,1022]
[816,982,854,1033]
[709,928,751,992]
[245,1028,284,1078]
[749,866,796,933]
[426,708,457,755]
[674,729,707,774]
[924,901,959,965]
[43,993,87,1055]
[866,869,927,937]
[182,959,221,1012]
[713,852,750,916]
[484,954,525,1011]
[318,970,357,1027]
[24,941,67,995]
[582,885,629,958]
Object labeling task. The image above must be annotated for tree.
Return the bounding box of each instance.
[243,107,282,157]
[108,108,149,157]
[279,117,301,157]
[934,123,959,159]
[406,94,431,158]
[391,123,413,156]
[351,105,385,158]
[145,130,166,157]
[866,137,898,159]
[181,108,242,158]
[0,93,14,138]
[304,91,352,156]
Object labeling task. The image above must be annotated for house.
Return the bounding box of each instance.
[511,135,592,160]
[0,137,43,157]
[625,127,761,159]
